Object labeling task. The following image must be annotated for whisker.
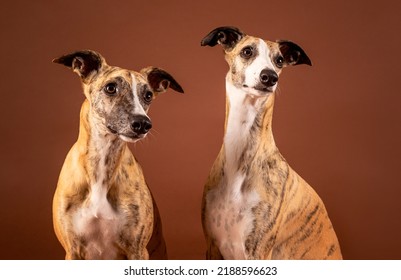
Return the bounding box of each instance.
[275,85,282,97]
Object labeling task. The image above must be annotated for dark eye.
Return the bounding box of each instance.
[144,91,153,103]
[275,56,284,68]
[104,83,117,95]
[240,46,254,59]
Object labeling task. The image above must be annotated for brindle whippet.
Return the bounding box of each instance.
[201,26,342,260]
[52,50,183,259]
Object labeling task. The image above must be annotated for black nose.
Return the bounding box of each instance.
[260,69,278,87]
[131,115,152,135]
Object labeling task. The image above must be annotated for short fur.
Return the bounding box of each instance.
[52,50,183,259]
[201,27,342,260]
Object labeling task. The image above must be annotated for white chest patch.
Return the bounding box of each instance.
[206,173,260,259]
[72,138,122,259]
[205,81,262,259]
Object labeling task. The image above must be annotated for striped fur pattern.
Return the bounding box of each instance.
[201,27,342,260]
[52,50,183,259]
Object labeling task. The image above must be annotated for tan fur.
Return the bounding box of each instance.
[201,29,342,260]
[53,100,166,259]
[52,50,182,259]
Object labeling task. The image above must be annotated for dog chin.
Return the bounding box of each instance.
[119,134,146,143]
[244,85,274,97]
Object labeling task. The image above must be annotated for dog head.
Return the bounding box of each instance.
[201,26,311,97]
[53,50,184,142]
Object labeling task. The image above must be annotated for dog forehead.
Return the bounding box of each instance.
[238,36,260,48]
[85,67,149,96]
[264,40,280,52]
[128,71,147,84]
[233,36,279,53]
[96,67,146,84]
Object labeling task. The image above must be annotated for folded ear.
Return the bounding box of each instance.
[277,40,312,67]
[52,50,105,82]
[201,26,245,50]
[141,67,184,94]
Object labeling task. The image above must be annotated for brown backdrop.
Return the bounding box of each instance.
[0,0,400,260]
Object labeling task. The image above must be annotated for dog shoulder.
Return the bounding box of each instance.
[204,148,225,191]
[57,144,88,192]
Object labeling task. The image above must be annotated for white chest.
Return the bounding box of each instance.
[205,172,260,259]
[205,80,265,259]
[71,138,123,258]
[72,181,122,258]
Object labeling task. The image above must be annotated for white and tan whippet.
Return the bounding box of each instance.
[201,26,342,260]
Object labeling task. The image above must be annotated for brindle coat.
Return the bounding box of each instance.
[52,50,183,259]
[201,27,342,260]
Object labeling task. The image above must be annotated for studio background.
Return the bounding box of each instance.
[0,0,400,259]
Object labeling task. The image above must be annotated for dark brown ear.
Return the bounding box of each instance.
[52,50,105,82]
[277,40,312,66]
[201,26,245,50]
[141,67,184,94]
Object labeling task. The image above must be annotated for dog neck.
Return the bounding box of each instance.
[77,100,126,187]
[223,77,277,175]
